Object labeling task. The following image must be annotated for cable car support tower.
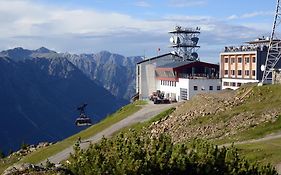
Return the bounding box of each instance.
[260,0,281,85]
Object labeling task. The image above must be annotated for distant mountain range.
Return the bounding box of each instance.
[0,47,142,153]
[65,51,142,100]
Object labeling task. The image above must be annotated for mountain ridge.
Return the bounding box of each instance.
[0,48,129,153]
[1,47,143,100]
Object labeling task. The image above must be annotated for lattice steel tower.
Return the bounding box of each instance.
[260,0,281,85]
[169,26,200,61]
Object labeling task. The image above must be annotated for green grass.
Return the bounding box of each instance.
[0,155,21,174]
[202,84,281,145]
[19,102,144,164]
[236,137,281,166]
[133,100,148,105]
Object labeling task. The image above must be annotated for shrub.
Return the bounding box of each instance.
[66,130,277,175]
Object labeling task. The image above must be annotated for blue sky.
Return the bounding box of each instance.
[0,0,277,62]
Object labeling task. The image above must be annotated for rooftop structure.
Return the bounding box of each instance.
[169,26,200,61]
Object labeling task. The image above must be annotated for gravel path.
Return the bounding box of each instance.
[42,102,177,164]
[221,132,281,147]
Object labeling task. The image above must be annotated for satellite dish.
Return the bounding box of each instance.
[191,37,199,45]
[169,37,174,43]
[191,52,198,59]
[175,36,181,44]
[171,51,177,55]
[261,65,265,71]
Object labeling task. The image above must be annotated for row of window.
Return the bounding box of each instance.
[225,57,255,64]
[223,82,242,87]
[160,80,176,87]
[193,85,221,91]
[224,70,255,76]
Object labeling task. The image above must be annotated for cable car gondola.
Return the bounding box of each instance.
[75,103,92,126]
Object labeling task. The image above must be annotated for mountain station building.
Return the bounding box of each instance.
[136,53,221,102]
[220,38,281,90]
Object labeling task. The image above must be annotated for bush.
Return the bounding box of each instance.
[66,130,277,175]
[0,150,5,159]
[21,141,29,150]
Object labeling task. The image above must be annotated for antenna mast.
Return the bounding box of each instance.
[169,26,200,61]
[260,0,281,85]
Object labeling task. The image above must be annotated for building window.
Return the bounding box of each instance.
[223,82,229,86]
[252,57,256,63]
[231,70,235,75]
[231,58,235,64]
[238,57,242,63]
[225,58,229,63]
[237,83,242,87]
[245,57,250,63]
[201,86,205,91]
[238,70,242,76]
[224,70,228,75]
[252,70,256,76]
[194,86,198,91]
[245,70,250,76]
[231,82,236,86]
[209,86,213,90]
[217,86,221,90]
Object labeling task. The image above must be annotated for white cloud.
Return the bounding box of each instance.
[228,11,273,20]
[134,1,151,7]
[168,0,207,7]
[0,0,272,62]
[227,15,238,20]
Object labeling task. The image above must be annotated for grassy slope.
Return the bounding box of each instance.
[113,85,281,167]
[235,137,281,166]
[18,101,146,164]
[212,84,281,144]
[0,155,21,174]
[208,85,281,166]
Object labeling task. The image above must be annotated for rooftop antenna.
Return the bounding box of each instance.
[259,0,281,85]
[169,26,200,61]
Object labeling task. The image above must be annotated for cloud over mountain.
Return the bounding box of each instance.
[0,0,273,62]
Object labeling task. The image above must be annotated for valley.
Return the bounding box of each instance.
[0,47,140,154]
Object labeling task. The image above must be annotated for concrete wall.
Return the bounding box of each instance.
[137,55,176,100]
[146,64,157,98]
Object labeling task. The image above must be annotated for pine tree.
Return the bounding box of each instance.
[0,149,5,159]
